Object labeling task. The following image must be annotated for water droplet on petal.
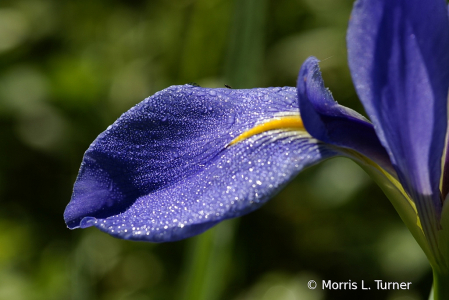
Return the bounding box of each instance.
[226,114,235,128]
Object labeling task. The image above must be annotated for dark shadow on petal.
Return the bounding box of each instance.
[64,152,146,228]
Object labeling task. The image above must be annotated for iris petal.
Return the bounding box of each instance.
[297,57,394,175]
[347,0,449,249]
[296,57,440,263]
[347,0,449,204]
[64,85,337,241]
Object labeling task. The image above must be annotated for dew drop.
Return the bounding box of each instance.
[108,181,114,191]
[227,114,235,126]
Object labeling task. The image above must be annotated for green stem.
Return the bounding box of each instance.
[432,270,449,300]
[179,220,237,300]
[179,0,267,298]
[224,0,268,88]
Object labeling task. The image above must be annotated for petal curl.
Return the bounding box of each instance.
[64,86,338,241]
[297,57,393,174]
[347,0,449,211]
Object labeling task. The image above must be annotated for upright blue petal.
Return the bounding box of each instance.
[64,85,338,241]
[347,0,449,227]
[297,57,393,175]
[442,1,449,201]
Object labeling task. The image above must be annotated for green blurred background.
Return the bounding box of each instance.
[0,0,434,299]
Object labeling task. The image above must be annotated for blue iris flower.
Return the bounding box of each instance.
[65,0,449,293]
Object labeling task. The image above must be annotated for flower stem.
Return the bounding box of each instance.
[224,0,268,88]
[431,269,449,300]
[179,0,267,298]
[179,220,237,300]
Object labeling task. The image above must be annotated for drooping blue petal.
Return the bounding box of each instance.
[64,85,337,241]
[297,57,394,175]
[347,0,449,225]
